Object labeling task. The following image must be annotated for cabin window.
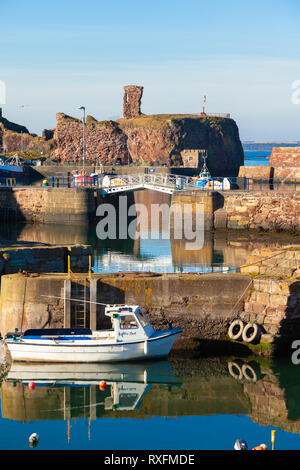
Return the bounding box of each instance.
[120,315,138,329]
[136,309,148,328]
[119,393,138,408]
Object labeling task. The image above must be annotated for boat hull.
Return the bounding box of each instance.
[5,330,181,363]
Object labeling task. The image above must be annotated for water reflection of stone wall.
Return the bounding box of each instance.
[3,357,300,436]
[228,359,300,434]
[170,232,300,272]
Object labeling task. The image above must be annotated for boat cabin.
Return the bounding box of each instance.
[104,305,154,341]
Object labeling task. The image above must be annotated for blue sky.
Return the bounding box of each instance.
[1,0,300,140]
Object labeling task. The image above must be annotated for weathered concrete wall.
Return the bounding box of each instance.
[0,187,96,225]
[0,274,66,335]
[0,245,91,276]
[0,272,251,344]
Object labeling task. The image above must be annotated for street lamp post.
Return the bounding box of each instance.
[78,106,86,168]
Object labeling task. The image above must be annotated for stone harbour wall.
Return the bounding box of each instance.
[0,187,96,225]
[214,192,300,232]
[269,147,300,167]
[1,187,299,233]
[238,165,300,180]
[239,247,300,344]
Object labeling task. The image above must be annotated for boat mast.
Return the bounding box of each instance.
[199,150,210,177]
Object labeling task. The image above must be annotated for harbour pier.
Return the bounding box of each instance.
[0,180,299,232]
[0,243,299,357]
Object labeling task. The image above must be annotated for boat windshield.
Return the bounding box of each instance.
[135,309,149,328]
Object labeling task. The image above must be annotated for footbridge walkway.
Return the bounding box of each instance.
[100,173,199,195]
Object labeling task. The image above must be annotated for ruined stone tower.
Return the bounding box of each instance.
[123,85,144,118]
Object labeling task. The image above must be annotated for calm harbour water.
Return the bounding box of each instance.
[1,356,300,450]
[1,152,300,451]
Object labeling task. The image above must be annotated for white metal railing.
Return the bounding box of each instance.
[101,173,196,193]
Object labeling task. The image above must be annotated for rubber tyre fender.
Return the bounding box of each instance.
[242,363,257,383]
[242,322,261,344]
[228,319,244,341]
[228,361,243,381]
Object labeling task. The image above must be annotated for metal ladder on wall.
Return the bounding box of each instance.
[71,281,90,328]
[66,255,93,329]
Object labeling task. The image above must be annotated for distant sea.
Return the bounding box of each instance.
[244,150,270,166]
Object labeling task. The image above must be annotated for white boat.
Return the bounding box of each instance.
[193,153,231,190]
[5,305,182,363]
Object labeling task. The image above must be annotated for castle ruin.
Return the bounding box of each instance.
[123,85,144,118]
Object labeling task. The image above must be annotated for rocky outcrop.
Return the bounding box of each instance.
[53,113,130,164]
[54,114,244,176]
[0,112,29,135]
[0,112,56,156]
[118,114,244,174]
[52,112,244,174]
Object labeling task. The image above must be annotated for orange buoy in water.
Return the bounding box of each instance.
[99,380,107,391]
[28,382,35,390]
[252,443,268,450]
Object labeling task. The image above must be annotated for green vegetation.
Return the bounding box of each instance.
[6,150,45,161]
[117,113,223,130]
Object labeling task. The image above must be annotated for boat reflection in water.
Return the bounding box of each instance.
[6,360,180,386]
[3,356,300,448]
[2,360,181,440]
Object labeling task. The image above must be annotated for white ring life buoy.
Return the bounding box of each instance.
[242,322,261,343]
[242,363,257,383]
[228,319,244,341]
[228,361,243,381]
